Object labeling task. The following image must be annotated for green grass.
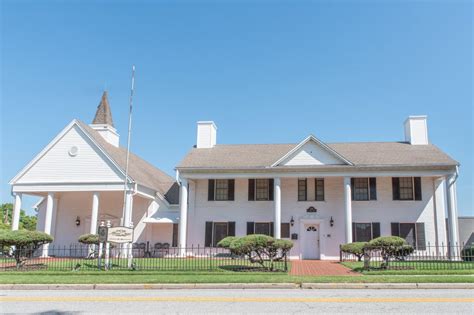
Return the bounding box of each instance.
[0,270,473,284]
[1,257,288,272]
[341,261,474,275]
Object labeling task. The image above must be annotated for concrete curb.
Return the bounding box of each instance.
[1,283,473,290]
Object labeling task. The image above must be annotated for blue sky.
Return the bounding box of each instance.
[1,0,472,215]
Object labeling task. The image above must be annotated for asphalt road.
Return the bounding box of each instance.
[1,288,473,314]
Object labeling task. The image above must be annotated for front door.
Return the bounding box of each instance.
[302,224,320,259]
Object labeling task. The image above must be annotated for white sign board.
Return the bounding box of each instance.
[107,226,134,243]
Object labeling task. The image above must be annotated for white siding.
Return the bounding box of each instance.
[17,125,123,184]
[187,176,441,260]
[282,141,344,166]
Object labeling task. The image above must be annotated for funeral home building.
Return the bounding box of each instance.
[9,93,461,260]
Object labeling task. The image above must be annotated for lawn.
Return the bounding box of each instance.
[0,270,473,284]
[341,261,474,275]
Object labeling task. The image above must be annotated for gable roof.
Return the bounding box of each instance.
[92,91,115,127]
[271,135,353,167]
[76,121,179,204]
[177,141,458,170]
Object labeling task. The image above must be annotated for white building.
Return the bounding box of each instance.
[9,93,461,260]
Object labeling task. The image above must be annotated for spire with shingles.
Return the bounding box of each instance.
[92,91,115,127]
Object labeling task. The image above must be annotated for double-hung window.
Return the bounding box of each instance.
[204,221,236,247]
[351,178,377,201]
[392,177,422,201]
[297,178,324,201]
[352,222,380,242]
[208,179,235,201]
[391,222,426,250]
[248,179,274,201]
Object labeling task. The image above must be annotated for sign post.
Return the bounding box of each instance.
[97,221,107,270]
[107,225,134,269]
[104,220,112,270]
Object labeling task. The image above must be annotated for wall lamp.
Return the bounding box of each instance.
[330,216,334,227]
[75,216,81,226]
[290,216,295,227]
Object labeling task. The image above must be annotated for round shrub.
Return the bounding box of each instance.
[78,234,99,245]
[368,236,406,247]
[217,236,237,248]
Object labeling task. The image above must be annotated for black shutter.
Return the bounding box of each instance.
[392,177,400,200]
[350,178,355,200]
[172,223,178,247]
[228,179,235,201]
[228,221,236,236]
[391,222,400,236]
[369,178,377,200]
[268,179,274,201]
[352,223,356,242]
[269,222,274,237]
[414,177,422,201]
[247,222,255,235]
[208,180,215,201]
[205,221,213,247]
[372,222,381,239]
[248,179,255,201]
[416,222,426,250]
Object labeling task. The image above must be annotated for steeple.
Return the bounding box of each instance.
[92,91,115,127]
[90,91,120,147]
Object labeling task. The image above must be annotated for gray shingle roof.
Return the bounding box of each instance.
[177,142,457,170]
[77,120,179,204]
[92,92,115,127]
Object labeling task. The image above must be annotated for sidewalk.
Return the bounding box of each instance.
[1,283,473,290]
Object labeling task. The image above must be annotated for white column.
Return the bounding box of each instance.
[179,178,188,255]
[343,177,353,243]
[123,191,134,227]
[11,193,22,231]
[90,192,99,234]
[42,192,55,257]
[274,178,281,239]
[446,175,460,247]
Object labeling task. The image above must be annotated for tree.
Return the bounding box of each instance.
[364,236,414,269]
[0,203,37,231]
[340,242,368,261]
[218,234,293,271]
[0,230,53,268]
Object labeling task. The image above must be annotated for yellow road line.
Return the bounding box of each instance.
[1,297,473,303]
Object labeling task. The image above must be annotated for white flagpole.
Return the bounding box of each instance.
[122,65,135,264]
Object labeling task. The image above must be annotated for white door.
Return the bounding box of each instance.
[302,224,320,259]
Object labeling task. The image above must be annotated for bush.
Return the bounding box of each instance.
[225,234,293,271]
[0,230,53,268]
[341,242,368,261]
[364,236,414,269]
[78,234,99,245]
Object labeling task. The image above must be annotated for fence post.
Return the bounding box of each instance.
[339,244,342,262]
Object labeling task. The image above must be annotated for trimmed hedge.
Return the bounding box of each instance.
[364,236,414,269]
[0,230,53,268]
[78,234,99,245]
[341,242,367,261]
[217,234,293,271]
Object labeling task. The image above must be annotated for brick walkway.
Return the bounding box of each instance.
[289,260,360,276]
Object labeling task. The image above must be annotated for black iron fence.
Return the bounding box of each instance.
[0,244,288,272]
[340,243,474,270]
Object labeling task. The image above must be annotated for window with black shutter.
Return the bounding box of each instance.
[315,178,325,201]
[392,177,422,201]
[281,223,290,238]
[298,179,307,201]
[208,179,235,201]
[172,223,179,247]
[249,179,273,201]
[391,222,426,250]
[353,222,381,241]
[247,221,255,234]
[205,221,213,247]
[351,178,376,201]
